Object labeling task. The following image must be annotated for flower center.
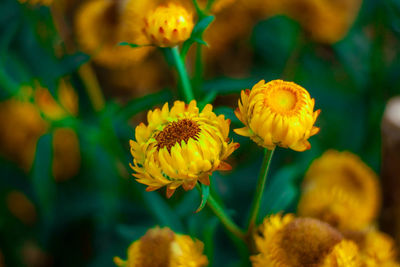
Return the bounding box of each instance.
[265,86,299,114]
[280,218,342,266]
[139,227,174,267]
[156,119,200,152]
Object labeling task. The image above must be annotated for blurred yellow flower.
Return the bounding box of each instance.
[6,191,37,225]
[285,0,363,44]
[0,82,80,181]
[52,128,81,182]
[142,2,194,47]
[251,214,361,267]
[130,100,239,197]
[239,0,362,44]
[298,150,381,231]
[235,79,320,151]
[18,0,53,6]
[344,230,400,267]
[74,0,152,69]
[113,227,208,267]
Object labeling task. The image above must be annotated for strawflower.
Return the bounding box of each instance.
[251,214,362,267]
[130,100,239,197]
[298,150,381,231]
[142,2,194,47]
[235,79,320,151]
[114,227,208,267]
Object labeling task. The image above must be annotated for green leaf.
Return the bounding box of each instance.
[181,15,215,58]
[202,77,258,95]
[198,90,217,109]
[195,184,210,213]
[115,89,173,121]
[31,133,56,219]
[119,42,151,48]
[142,191,184,232]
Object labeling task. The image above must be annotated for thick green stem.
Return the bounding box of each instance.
[246,149,275,234]
[171,46,194,102]
[197,185,246,241]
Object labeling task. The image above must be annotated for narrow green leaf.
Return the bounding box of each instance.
[119,42,151,48]
[195,184,210,213]
[181,15,215,57]
[116,89,173,121]
[199,90,217,109]
[31,133,56,219]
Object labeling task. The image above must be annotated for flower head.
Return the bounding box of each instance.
[114,227,208,267]
[235,79,320,151]
[74,0,152,68]
[130,100,239,197]
[142,2,194,47]
[344,230,400,267]
[251,214,361,267]
[298,150,381,231]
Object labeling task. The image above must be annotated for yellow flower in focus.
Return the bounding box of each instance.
[6,191,37,225]
[113,227,208,267]
[143,2,194,47]
[74,0,152,69]
[251,214,362,267]
[18,0,53,6]
[298,150,381,231]
[130,100,239,197]
[235,79,320,151]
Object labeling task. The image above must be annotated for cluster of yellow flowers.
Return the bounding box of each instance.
[129,79,319,197]
[252,214,399,267]
[0,81,80,181]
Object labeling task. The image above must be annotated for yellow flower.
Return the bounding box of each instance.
[18,0,53,6]
[344,230,400,267]
[113,227,208,267]
[74,0,152,69]
[251,214,362,267]
[298,150,381,231]
[234,79,320,151]
[142,2,195,47]
[130,100,239,197]
[52,128,81,182]
[0,82,80,181]
[6,191,37,225]
[285,0,362,44]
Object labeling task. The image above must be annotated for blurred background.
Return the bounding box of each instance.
[0,0,400,266]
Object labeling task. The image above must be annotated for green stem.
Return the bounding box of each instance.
[171,46,194,102]
[246,148,275,234]
[197,185,246,241]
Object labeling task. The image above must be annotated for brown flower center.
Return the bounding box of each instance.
[280,218,343,266]
[156,119,200,152]
[138,227,175,267]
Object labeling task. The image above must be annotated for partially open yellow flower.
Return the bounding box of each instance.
[130,100,239,197]
[251,214,362,267]
[298,150,381,231]
[235,79,320,151]
[74,0,152,68]
[114,227,208,267]
[142,2,194,47]
[18,0,53,6]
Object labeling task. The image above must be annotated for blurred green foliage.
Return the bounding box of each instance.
[0,0,400,266]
